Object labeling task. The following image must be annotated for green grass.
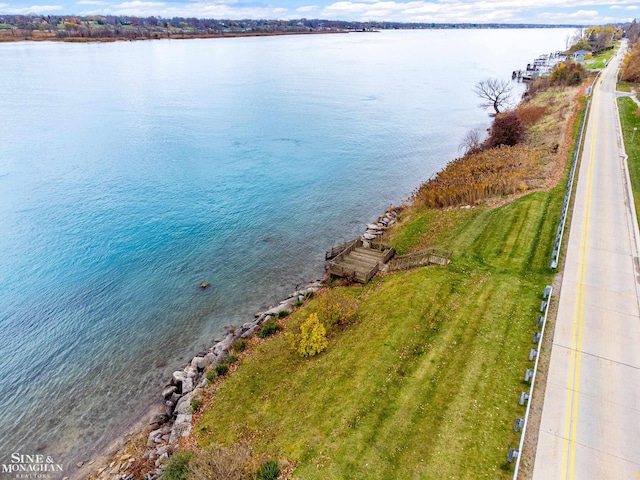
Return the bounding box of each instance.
[585,47,616,70]
[187,82,593,479]
[194,184,565,478]
[616,81,635,93]
[618,96,640,224]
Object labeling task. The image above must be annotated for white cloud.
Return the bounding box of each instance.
[113,0,165,8]
[296,4,319,12]
[0,3,63,12]
[3,0,639,23]
[93,0,291,18]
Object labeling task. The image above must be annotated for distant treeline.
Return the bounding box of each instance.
[0,15,586,41]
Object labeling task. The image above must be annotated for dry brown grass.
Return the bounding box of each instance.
[515,104,547,126]
[410,144,541,208]
[410,82,586,210]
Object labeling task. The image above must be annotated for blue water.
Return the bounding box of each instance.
[0,29,572,466]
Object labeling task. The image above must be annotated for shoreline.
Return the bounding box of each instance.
[84,208,399,480]
[0,31,580,479]
[0,30,347,44]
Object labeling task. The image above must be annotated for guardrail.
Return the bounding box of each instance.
[550,80,596,269]
[508,285,552,478]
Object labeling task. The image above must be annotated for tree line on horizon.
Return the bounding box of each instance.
[0,14,595,40]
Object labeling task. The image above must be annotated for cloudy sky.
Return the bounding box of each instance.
[1,0,638,24]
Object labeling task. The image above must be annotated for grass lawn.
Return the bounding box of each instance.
[618,96,640,223]
[185,85,591,479]
[193,183,563,478]
[585,47,616,70]
[616,81,636,93]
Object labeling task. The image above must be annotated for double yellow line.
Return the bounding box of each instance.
[560,83,600,480]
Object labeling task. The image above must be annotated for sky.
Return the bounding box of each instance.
[0,0,638,24]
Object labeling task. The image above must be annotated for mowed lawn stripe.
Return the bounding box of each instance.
[194,187,557,478]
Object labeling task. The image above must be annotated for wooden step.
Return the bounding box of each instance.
[353,247,386,260]
[340,258,375,272]
[348,251,380,266]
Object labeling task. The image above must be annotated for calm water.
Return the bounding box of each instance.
[0,29,571,469]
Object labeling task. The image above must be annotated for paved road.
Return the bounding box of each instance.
[533,42,640,479]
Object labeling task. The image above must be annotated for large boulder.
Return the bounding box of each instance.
[161,386,177,399]
[265,303,292,316]
[190,356,207,370]
[182,377,194,395]
[174,390,197,415]
[171,371,186,385]
[169,414,192,444]
[203,352,216,367]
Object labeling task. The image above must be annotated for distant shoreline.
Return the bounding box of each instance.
[0,29,350,43]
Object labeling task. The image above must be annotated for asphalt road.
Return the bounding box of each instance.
[533,41,640,480]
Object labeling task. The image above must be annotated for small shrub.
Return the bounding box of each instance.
[206,370,217,382]
[458,128,484,155]
[285,313,328,358]
[484,112,525,149]
[304,291,314,299]
[550,61,586,86]
[277,310,290,319]
[257,459,280,480]
[317,291,359,328]
[524,77,551,97]
[226,353,238,364]
[295,299,304,307]
[231,339,247,353]
[192,398,203,413]
[215,363,229,376]
[258,319,282,338]
[162,451,194,480]
[188,442,259,480]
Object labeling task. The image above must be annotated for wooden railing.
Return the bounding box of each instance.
[325,239,359,260]
[329,238,362,266]
[387,248,452,272]
[360,263,380,283]
[328,261,378,283]
[327,239,393,283]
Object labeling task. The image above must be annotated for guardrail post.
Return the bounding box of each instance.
[511,284,553,480]
[524,369,533,382]
[514,418,524,432]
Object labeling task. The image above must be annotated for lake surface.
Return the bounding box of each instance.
[0,28,572,469]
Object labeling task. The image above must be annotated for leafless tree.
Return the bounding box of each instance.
[458,128,484,155]
[473,78,513,115]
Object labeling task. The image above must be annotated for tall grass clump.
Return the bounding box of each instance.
[162,452,194,480]
[410,145,540,208]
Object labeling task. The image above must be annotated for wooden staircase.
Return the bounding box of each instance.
[327,240,394,283]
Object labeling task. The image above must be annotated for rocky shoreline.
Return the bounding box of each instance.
[89,207,398,480]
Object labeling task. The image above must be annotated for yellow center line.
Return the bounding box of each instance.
[561,83,600,479]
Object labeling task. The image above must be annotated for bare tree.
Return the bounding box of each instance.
[459,128,484,155]
[473,78,513,115]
